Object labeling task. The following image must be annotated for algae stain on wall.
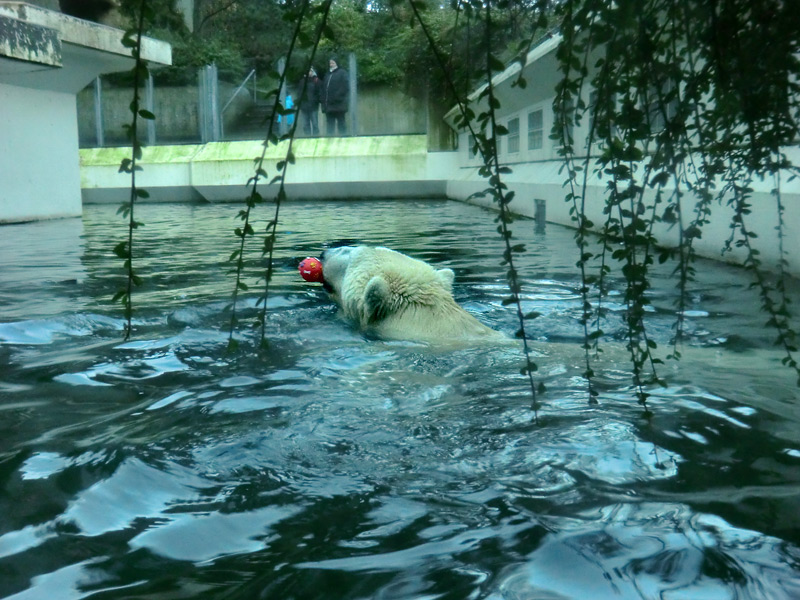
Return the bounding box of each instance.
[0,15,62,66]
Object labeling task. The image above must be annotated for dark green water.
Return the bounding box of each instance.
[1,200,798,599]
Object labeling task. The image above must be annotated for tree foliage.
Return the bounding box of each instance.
[117,0,549,99]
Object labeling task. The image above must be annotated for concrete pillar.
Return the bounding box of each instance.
[277,56,287,136]
[145,72,155,145]
[535,198,546,233]
[199,64,220,142]
[0,2,171,223]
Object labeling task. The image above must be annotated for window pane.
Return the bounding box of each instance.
[508,117,520,153]
[467,134,478,157]
[556,99,574,146]
[527,109,543,150]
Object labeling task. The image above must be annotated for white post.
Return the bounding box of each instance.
[348,52,357,136]
[146,72,156,145]
[93,77,104,147]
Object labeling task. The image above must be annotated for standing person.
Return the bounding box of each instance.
[298,67,321,136]
[321,57,349,136]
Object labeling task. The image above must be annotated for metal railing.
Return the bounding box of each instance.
[77,60,440,148]
[220,68,257,138]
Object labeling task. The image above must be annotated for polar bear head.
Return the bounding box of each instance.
[319,245,504,343]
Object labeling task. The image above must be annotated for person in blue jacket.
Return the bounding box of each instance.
[321,57,349,136]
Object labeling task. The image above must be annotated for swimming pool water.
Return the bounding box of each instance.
[0,200,798,599]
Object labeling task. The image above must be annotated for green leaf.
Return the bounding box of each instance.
[113,241,129,259]
[488,54,505,72]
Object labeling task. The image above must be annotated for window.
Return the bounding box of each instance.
[555,98,575,147]
[527,109,543,150]
[588,90,598,147]
[588,89,617,146]
[507,117,520,153]
[467,134,478,158]
[647,79,678,133]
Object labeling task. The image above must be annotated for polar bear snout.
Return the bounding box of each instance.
[320,245,360,296]
[321,245,356,265]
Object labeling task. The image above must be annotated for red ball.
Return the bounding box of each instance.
[298,257,323,282]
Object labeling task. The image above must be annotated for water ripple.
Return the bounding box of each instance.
[0,201,798,599]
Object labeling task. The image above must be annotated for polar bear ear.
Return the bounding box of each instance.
[436,268,455,290]
[364,275,391,323]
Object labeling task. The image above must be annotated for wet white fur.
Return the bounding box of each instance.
[320,246,507,344]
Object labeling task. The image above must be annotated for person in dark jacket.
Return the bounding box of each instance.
[321,57,349,136]
[298,67,321,136]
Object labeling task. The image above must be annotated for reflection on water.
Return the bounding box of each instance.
[0,200,799,599]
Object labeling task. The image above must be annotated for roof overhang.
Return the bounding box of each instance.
[0,1,171,93]
[443,32,562,129]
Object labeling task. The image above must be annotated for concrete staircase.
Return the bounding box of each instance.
[225,101,276,140]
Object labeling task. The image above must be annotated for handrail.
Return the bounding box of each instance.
[221,69,256,115]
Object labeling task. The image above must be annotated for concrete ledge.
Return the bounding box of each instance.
[80,135,458,203]
[0,2,171,93]
[80,135,799,277]
[0,2,172,224]
[0,12,61,66]
[0,2,170,65]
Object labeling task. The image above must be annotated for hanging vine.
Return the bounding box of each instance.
[226,0,308,351]
[404,0,542,421]
[115,0,800,401]
[114,0,155,340]
[254,0,335,348]
[553,0,800,400]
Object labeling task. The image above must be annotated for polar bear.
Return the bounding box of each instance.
[319,245,507,343]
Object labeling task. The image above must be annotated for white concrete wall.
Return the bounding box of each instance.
[443,35,800,278]
[79,136,455,204]
[0,2,171,224]
[447,158,800,277]
[78,128,798,276]
[0,82,82,222]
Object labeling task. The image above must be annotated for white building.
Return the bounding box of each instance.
[444,33,800,277]
[0,1,170,224]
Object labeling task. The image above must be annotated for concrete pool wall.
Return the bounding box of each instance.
[78,135,800,278]
[79,135,456,203]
